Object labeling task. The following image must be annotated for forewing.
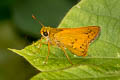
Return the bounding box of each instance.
[54,26,100,56]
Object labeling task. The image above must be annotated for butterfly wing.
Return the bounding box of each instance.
[54,26,100,56]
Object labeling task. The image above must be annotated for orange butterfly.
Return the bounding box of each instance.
[32,15,100,64]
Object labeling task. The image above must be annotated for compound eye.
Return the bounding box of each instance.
[43,31,48,36]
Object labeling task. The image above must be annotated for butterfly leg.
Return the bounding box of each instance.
[44,41,50,64]
[33,37,44,47]
[60,46,73,65]
[37,37,49,49]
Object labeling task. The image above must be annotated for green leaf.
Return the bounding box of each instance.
[10,0,120,79]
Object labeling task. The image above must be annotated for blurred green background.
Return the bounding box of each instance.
[0,0,79,80]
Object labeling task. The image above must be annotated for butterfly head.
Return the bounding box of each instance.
[40,26,51,38]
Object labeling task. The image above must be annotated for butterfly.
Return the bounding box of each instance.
[32,15,100,64]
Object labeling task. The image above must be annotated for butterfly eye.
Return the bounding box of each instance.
[43,31,48,36]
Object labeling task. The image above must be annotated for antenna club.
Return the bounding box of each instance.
[32,14,36,20]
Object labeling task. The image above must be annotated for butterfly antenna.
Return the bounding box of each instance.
[32,14,45,27]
